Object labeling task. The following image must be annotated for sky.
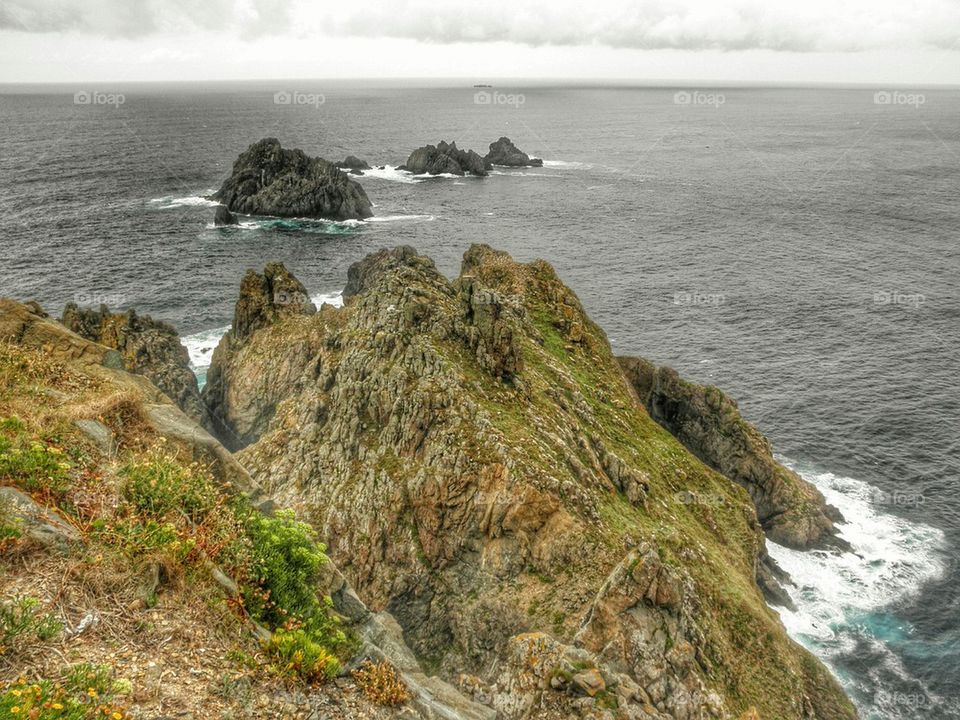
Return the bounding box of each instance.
[1,0,959,85]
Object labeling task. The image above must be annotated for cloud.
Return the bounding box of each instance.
[2,0,959,53]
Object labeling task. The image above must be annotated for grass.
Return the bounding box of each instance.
[0,595,63,656]
[0,664,129,720]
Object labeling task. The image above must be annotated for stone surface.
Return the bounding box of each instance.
[214,138,373,220]
[400,141,491,176]
[0,486,80,552]
[214,205,239,226]
[61,302,211,430]
[483,137,543,167]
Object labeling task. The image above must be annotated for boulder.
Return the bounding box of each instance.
[214,205,239,226]
[483,137,543,167]
[336,155,371,175]
[400,140,491,176]
[213,138,373,220]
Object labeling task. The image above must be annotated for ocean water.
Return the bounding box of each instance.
[1,81,957,719]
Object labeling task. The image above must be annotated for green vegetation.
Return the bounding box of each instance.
[120,448,215,522]
[0,664,129,719]
[0,595,63,656]
[0,423,73,497]
[266,628,342,683]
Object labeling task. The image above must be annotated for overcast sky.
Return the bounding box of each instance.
[2,0,958,84]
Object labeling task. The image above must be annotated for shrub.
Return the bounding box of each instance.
[241,509,330,631]
[352,661,409,706]
[120,448,215,522]
[0,596,63,655]
[266,628,342,684]
[0,674,128,719]
[92,518,193,562]
[0,433,72,497]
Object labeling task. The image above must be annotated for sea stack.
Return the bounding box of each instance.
[399,140,491,176]
[483,136,543,167]
[214,206,239,226]
[214,138,373,220]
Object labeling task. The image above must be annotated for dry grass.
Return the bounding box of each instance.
[351,661,410,707]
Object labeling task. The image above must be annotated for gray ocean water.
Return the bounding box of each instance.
[0,81,957,719]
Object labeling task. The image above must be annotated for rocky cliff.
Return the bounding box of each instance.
[214,138,374,220]
[617,357,845,551]
[60,302,211,431]
[204,245,857,720]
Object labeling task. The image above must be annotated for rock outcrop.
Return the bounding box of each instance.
[202,262,317,450]
[60,303,211,430]
[618,356,846,550]
[214,205,239,226]
[204,245,857,720]
[400,140,491,176]
[336,155,371,175]
[213,138,373,220]
[483,136,543,167]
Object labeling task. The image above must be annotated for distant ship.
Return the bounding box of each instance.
[473,84,493,88]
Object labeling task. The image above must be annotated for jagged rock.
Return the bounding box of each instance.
[400,141,491,176]
[202,262,317,450]
[61,303,211,430]
[213,138,373,220]
[336,155,371,175]
[343,246,440,301]
[455,278,523,381]
[73,418,115,456]
[214,205,239,226]
[483,137,543,167]
[618,356,847,551]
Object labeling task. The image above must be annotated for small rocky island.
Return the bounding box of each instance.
[214,138,373,220]
[484,136,543,167]
[400,140,492,176]
[335,155,371,175]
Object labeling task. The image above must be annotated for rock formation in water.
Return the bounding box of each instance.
[203,245,857,720]
[618,356,846,551]
[400,140,491,176]
[60,302,211,430]
[336,155,371,175]
[213,138,373,220]
[213,205,239,226]
[483,136,544,167]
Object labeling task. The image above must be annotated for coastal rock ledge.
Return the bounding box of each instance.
[213,138,373,220]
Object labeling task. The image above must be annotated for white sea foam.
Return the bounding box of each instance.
[365,214,435,223]
[769,462,947,640]
[150,194,220,209]
[357,165,423,184]
[541,160,591,169]
[182,291,344,385]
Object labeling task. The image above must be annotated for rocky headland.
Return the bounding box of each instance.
[213,138,373,220]
[196,244,856,720]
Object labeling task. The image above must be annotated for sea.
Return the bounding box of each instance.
[0,81,957,719]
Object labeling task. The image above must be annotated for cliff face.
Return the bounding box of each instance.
[60,302,211,431]
[205,245,857,720]
[617,357,845,551]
